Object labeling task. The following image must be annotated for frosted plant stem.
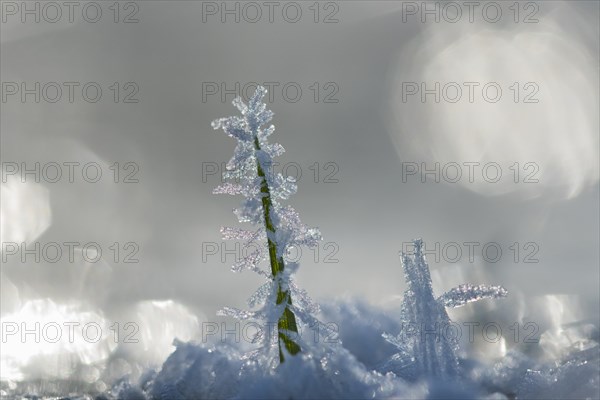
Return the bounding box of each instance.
[213,87,321,365]
[254,137,301,362]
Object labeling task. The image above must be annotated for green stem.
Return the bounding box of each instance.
[254,137,301,363]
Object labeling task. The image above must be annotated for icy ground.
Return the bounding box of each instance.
[1,294,598,400]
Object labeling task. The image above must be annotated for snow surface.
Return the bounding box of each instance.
[1,293,598,399]
[112,298,599,400]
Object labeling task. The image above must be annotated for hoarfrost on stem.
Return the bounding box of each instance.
[212,86,323,364]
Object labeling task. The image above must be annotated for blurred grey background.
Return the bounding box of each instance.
[1,0,599,379]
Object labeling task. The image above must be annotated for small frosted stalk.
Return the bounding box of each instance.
[254,136,301,362]
[213,87,322,365]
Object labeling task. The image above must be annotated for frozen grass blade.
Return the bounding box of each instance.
[211,86,321,364]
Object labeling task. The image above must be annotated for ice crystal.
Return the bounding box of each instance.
[382,239,508,380]
[439,284,508,309]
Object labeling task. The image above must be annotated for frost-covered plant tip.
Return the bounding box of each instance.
[382,239,508,380]
[212,86,322,364]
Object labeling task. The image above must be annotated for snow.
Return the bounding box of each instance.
[2,293,598,399]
